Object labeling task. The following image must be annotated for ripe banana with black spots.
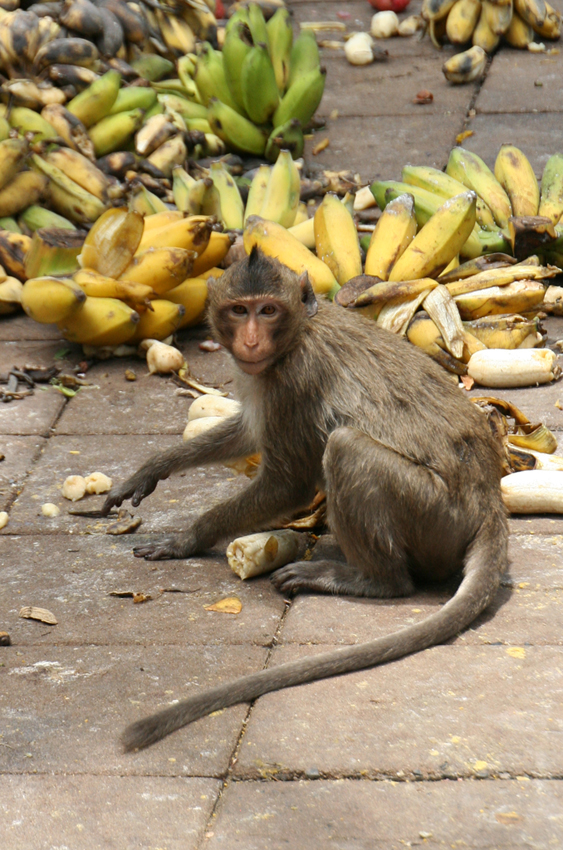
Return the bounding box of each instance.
[539,153,563,224]
[494,144,539,217]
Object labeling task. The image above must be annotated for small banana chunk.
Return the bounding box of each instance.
[62,475,87,501]
[345,32,374,65]
[371,11,399,38]
[187,396,240,422]
[502,470,563,513]
[467,348,561,387]
[0,511,8,529]
[227,530,304,580]
[85,472,113,494]
[41,503,60,517]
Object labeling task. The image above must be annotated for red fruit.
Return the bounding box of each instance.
[368,0,411,11]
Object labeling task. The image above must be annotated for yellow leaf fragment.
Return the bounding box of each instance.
[506,646,526,659]
[19,606,58,625]
[204,596,242,614]
[456,130,474,144]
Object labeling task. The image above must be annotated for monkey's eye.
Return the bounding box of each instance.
[231,305,247,315]
[261,305,277,316]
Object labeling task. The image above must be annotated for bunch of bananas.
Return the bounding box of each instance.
[177,4,325,158]
[0,0,217,80]
[15,206,228,345]
[422,0,562,81]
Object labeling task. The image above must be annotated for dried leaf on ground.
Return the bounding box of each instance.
[19,606,58,625]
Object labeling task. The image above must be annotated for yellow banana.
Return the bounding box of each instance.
[24,227,83,279]
[472,6,500,49]
[128,185,169,216]
[514,0,546,28]
[389,192,477,281]
[494,144,539,217]
[0,137,28,192]
[313,194,362,286]
[402,164,497,230]
[244,215,339,297]
[446,0,482,42]
[129,299,186,343]
[288,217,315,249]
[120,247,195,294]
[0,230,31,280]
[0,172,48,218]
[533,1,561,37]
[142,210,185,232]
[445,261,557,296]
[79,208,144,279]
[136,215,213,255]
[483,0,513,33]
[44,147,110,202]
[244,164,271,224]
[136,114,176,157]
[505,10,534,44]
[165,277,208,328]
[191,231,234,277]
[21,276,86,323]
[446,147,513,227]
[58,296,140,346]
[208,160,244,230]
[0,276,23,315]
[454,280,546,319]
[464,314,541,348]
[442,46,487,83]
[146,134,187,178]
[365,193,417,280]
[31,153,107,225]
[354,278,439,319]
[73,269,155,308]
[259,150,300,229]
[41,104,95,160]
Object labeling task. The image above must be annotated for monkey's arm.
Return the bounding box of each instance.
[132,465,316,560]
[101,414,256,515]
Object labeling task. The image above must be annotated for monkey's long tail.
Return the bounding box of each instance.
[122,514,507,752]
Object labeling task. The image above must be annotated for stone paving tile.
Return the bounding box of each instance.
[304,112,466,183]
[234,645,563,779]
[206,778,563,850]
[0,314,63,342]
[279,585,563,647]
[0,435,44,511]
[476,48,563,115]
[0,534,285,647]
[1,775,221,850]
[508,532,563,585]
[0,644,265,776]
[468,379,563,431]
[462,112,563,176]
[318,55,470,118]
[55,338,233,436]
[1,434,245,535]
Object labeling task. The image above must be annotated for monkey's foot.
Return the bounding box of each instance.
[272,559,370,596]
[133,533,197,561]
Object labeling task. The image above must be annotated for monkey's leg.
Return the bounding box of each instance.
[102,415,256,515]
[133,469,317,561]
[272,426,448,598]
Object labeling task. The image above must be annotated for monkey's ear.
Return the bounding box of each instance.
[298,272,318,318]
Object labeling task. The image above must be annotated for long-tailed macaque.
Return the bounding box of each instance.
[103,247,508,752]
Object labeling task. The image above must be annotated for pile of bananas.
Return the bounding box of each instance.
[422,0,562,82]
[1,206,230,344]
[0,0,216,87]
[181,4,325,158]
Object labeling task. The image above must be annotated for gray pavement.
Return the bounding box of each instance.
[2,2,563,847]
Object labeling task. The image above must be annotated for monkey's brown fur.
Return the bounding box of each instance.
[104,248,508,752]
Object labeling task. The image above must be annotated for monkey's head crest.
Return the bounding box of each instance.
[237,246,318,316]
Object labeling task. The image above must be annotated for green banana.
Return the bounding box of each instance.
[222,22,253,114]
[66,69,121,128]
[241,43,279,124]
[265,119,304,162]
[539,153,563,224]
[157,94,208,121]
[267,7,293,93]
[260,149,300,228]
[194,43,241,112]
[30,153,106,224]
[207,98,267,156]
[273,65,326,129]
[402,164,496,230]
[209,160,244,229]
[172,166,196,212]
[108,86,157,114]
[88,109,144,157]
[287,29,320,89]
[247,2,270,53]
[19,205,76,232]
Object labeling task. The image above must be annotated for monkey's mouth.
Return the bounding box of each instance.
[235,357,273,375]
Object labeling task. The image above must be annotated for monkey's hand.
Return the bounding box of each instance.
[133,532,198,561]
[101,470,160,516]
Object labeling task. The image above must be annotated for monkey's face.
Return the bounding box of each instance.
[222,297,287,375]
